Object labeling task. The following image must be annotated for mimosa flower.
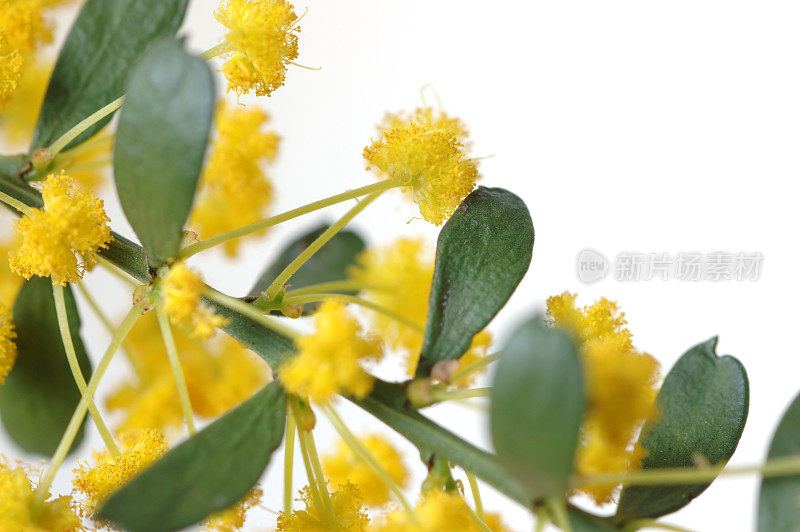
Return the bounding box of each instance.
[375,491,509,532]
[203,487,262,531]
[276,483,369,531]
[162,262,229,339]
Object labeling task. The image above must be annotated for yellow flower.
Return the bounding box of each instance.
[203,486,262,531]
[0,240,22,303]
[72,429,168,516]
[280,301,381,403]
[190,101,279,256]
[0,46,23,109]
[322,434,408,507]
[0,459,83,531]
[375,491,509,532]
[277,483,369,531]
[0,302,16,384]
[162,262,229,339]
[0,0,52,57]
[546,292,661,504]
[363,117,479,225]
[380,106,471,147]
[215,0,300,97]
[0,57,49,143]
[8,172,112,285]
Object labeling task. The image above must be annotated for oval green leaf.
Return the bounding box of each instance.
[757,391,800,531]
[415,186,533,377]
[98,382,286,532]
[31,0,189,151]
[569,507,619,532]
[617,337,749,520]
[114,38,214,266]
[490,318,584,499]
[0,278,91,455]
[248,223,366,299]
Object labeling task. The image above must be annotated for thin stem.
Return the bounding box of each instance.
[96,255,138,286]
[48,96,126,156]
[281,293,424,333]
[283,280,388,298]
[449,352,500,384]
[284,413,297,514]
[624,519,695,532]
[429,387,491,403]
[54,132,114,163]
[0,189,34,215]
[300,427,337,531]
[200,40,234,60]
[178,181,395,260]
[52,285,120,456]
[321,405,415,517]
[59,159,112,174]
[546,499,572,532]
[33,298,145,507]
[76,280,116,333]
[534,506,550,532]
[466,506,493,532]
[295,418,325,520]
[466,471,484,520]
[264,191,385,301]
[202,287,300,340]
[156,306,196,435]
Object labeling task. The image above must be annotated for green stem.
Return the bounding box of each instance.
[178,181,395,261]
[466,471,484,520]
[281,293,424,333]
[283,280,387,298]
[546,499,572,532]
[52,284,120,456]
[54,132,114,164]
[96,255,138,286]
[466,506,493,532]
[202,287,300,340]
[321,404,415,517]
[33,298,145,507]
[48,96,126,156]
[199,40,234,60]
[291,401,336,530]
[59,159,112,174]
[448,352,500,384]
[264,191,385,301]
[156,306,196,435]
[534,506,550,532]
[624,519,695,532]
[295,416,325,520]
[0,189,34,215]
[284,413,297,514]
[429,387,491,403]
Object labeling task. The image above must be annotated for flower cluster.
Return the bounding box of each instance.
[0,460,83,531]
[375,491,509,532]
[161,262,229,339]
[277,482,369,531]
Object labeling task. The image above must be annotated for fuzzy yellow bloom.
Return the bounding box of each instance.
[380,106,471,147]
[364,119,479,225]
[72,429,168,515]
[0,460,83,531]
[0,302,16,384]
[190,102,279,256]
[280,301,381,403]
[546,292,661,504]
[8,172,112,285]
[0,57,48,142]
[0,0,52,56]
[0,47,22,109]
[215,0,300,97]
[203,486,262,531]
[375,491,509,532]
[322,434,408,507]
[162,262,229,339]
[276,483,369,531]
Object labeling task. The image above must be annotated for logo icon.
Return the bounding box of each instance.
[576,248,609,284]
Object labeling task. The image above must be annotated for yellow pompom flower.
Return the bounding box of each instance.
[0,460,83,531]
[0,57,48,142]
[0,46,23,109]
[375,491,509,532]
[190,101,279,256]
[364,116,479,225]
[280,300,381,403]
[0,0,52,56]
[380,106,471,147]
[214,0,300,97]
[161,262,230,339]
[203,486,262,531]
[322,434,408,507]
[0,302,16,384]
[546,292,661,504]
[277,483,369,531]
[8,172,112,285]
[72,429,168,516]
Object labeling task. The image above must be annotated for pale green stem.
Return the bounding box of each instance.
[321,405,415,517]
[429,387,491,403]
[52,284,120,456]
[534,506,549,532]
[33,298,145,507]
[466,471,484,520]
[0,189,34,215]
[96,255,138,286]
[59,159,112,174]
[156,306,196,435]
[48,96,125,156]
[295,418,325,520]
[264,191,385,301]
[300,428,337,531]
[55,132,114,162]
[199,40,234,60]
[202,287,300,340]
[448,352,501,384]
[546,499,572,532]
[178,181,396,260]
[624,519,695,532]
[283,280,389,298]
[284,413,297,514]
[281,293,424,333]
[466,505,493,532]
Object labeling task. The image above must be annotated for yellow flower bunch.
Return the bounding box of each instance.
[202,487,263,532]
[277,483,369,531]
[161,262,229,339]
[375,491,509,532]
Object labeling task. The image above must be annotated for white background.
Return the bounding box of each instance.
[3,1,799,531]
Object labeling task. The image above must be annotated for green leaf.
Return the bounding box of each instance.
[248,223,366,300]
[98,382,286,532]
[617,337,749,520]
[0,278,91,455]
[757,391,800,531]
[490,318,584,500]
[568,507,619,532]
[211,299,295,369]
[31,0,189,151]
[415,186,533,377]
[353,380,530,506]
[114,38,214,267]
